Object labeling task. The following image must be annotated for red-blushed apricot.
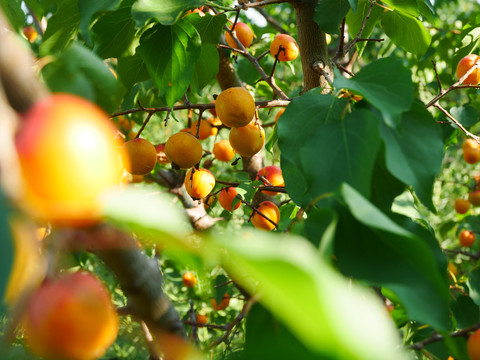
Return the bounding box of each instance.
[257,165,285,196]
[211,293,230,311]
[454,198,471,214]
[270,34,299,62]
[15,94,124,227]
[182,271,197,288]
[213,140,236,162]
[218,187,241,212]
[468,328,480,360]
[469,190,480,206]
[155,144,170,165]
[196,314,208,326]
[456,54,480,85]
[165,132,203,169]
[23,26,38,42]
[121,138,157,175]
[215,87,256,128]
[225,22,254,49]
[184,168,216,199]
[187,119,214,140]
[229,122,265,157]
[23,271,119,360]
[275,108,285,123]
[459,230,476,247]
[250,201,280,231]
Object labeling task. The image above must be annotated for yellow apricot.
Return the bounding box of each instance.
[215,87,256,128]
[213,140,236,162]
[250,201,280,231]
[184,168,216,199]
[225,22,254,49]
[165,132,203,169]
[121,138,157,175]
[270,34,299,62]
[229,122,265,157]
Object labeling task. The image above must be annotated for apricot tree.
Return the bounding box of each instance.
[1,1,480,360]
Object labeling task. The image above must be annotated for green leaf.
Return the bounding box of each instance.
[137,20,202,106]
[450,105,479,128]
[334,57,414,127]
[92,7,137,58]
[190,44,219,93]
[451,295,480,329]
[117,53,150,91]
[41,43,120,112]
[467,266,480,307]
[278,92,381,207]
[347,0,358,13]
[0,191,13,310]
[39,0,80,56]
[303,208,338,260]
[78,0,118,45]
[380,102,444,212]
[346,0,384,55]
[187,13,227,44]
[131,0,205,26]
[335,184,450,331]
[214,230,409,360]
[0,0,24,32]
[313,0,351,34]
[382,0,419,16]
[381,9,431,56]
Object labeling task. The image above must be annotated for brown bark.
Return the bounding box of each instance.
[216,47,243,90]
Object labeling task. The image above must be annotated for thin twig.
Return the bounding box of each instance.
[433,103,480,142]
[409,321,480,350]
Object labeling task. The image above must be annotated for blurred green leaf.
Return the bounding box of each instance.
[451,295,480,328]
[467,266,480,306]
[78,0,118,45]
[0,0,24,32]
[131,0,205,26]
[313,0,351,35]
[382,0,419,16]
[334,58,414,127]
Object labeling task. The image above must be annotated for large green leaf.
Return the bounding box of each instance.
[137,20,202,106]
[346,0,384,55]
[380,102,444,212]
[381,9,431,56]
[39,0,80,56]
[117,53,149,91]
[278,91,381,207]
[190,44,219,93]
[382,0,419,16]
[131,0,205,26]
[41,43,120,112]
[334,57,414,127]
[187,13,227,44]
[451,295,480,329]
[313,0,351,34]
[334,184,450,331]
[92,6,137,58]
[0,0,24,32]
[214,230,408,360]
[78,0,118,45]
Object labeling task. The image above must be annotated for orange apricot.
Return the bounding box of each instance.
[213,140,236,162]
[468,328,480,360]
[182,271,197,288]
[229,122,265,157]
[184,168,216,199]
[211,293,230,311]
[464,147,480,164]
[23,26,38,42]
[456,54,480,85]
[218,187,241,212]
[165,132,203,169]
[188,120,213,140]
[275,108,285,123]
[23,271,119,360]
[270,34,299,62]
[454,198,471,214]
[250,201,280,231]
[225,22,254,49]
[121,138,157,175]
[15,94,123,226]
[459,230,476,247]
[215,87,256,128]
[196,314,208,326]
[257,165,285,195]
[469,190,480,206]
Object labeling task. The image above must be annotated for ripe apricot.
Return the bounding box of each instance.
[208,116,222,126]
[184,168,216,199]
[275,108,285,123]
[182,271,197,288]
[229,122,265,157]
[225,22,254,49]
[454,198,471,214]
[213,140,236,162]
[211,293,230,311]
[468,328,480,360]
[187,119,214,140]
[15,94,123,226]
[459,230,476,247]
[165,132,203,169]
[270,34,299,62]
[155,144,170,165]
[23,271,119,360]
[121,138,157,175]
[257,165,285,195]
[196,314,208,326]
[23,26,38,42]
[469,190,480,206]
[215,87,256,128]
[464,147,480,164]
[117,116,133,131]
[250,201,280,231]
[218,187,241,212]
[456,54,480,85]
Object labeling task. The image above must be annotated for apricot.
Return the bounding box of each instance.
[196,314,208,326]
[456,54,480,85]
[213,140,236,162]
[270,34,299,62]
[464,147,480,164]
[117,116,133,131]
[23,271,119,360]
[454,198,471,214]
[23,26,38,42]
[208,116,222,126]
[250,201,280,231]
[225,22,254,49]
[15,94,123,226]
[121,138,157,175]
[211,293,230,311]
[218,187,241,212]
[155,144,170,165]
[459,229,476,247]
[229,122,265,157]
[184,168,216,199]
[182,271,197,288]
[469,190,480,206]
[188,119,214,140]
[215,87,256,128]
[468,328,480,360]
[257,165,285,195]
[275,108,285,123]
[165,132,203,169]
